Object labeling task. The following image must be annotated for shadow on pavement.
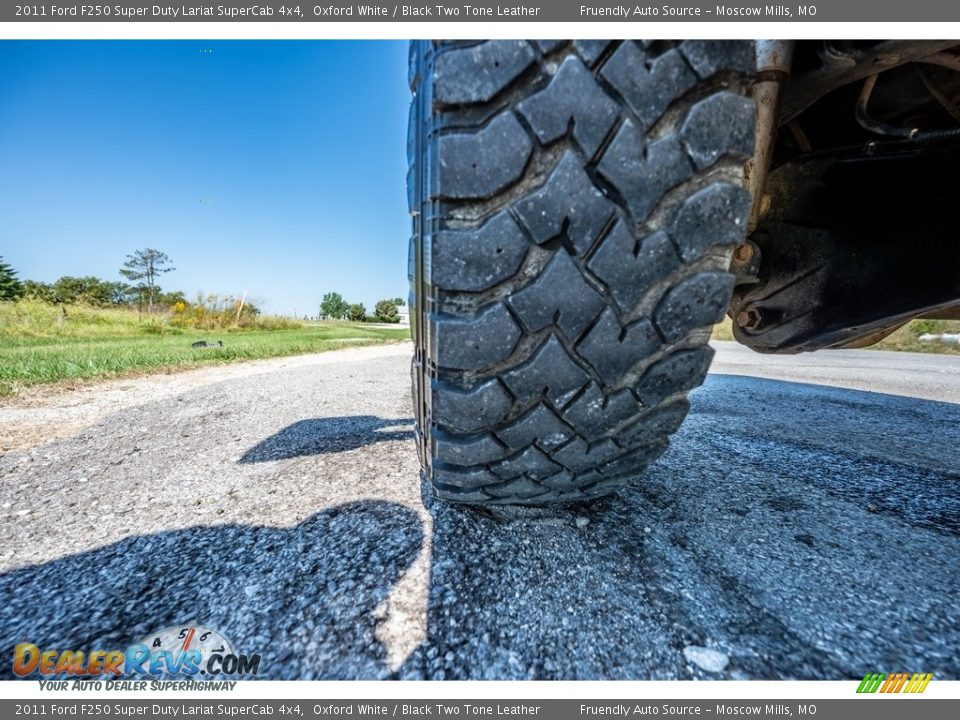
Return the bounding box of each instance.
[401,374,960,680]
[0,501,423,680]
[239,416,414,463]
[4,375,959,681]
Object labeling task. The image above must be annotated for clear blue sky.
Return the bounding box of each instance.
[0,41,411,317]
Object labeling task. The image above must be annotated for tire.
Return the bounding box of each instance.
[408,41,758,505]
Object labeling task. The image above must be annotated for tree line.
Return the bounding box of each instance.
[0,249,181,311]
[320,292,405,323]
[2,253,405,324]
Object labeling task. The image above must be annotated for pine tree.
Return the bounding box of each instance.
[120,249,175,313]
[0,256,24,301]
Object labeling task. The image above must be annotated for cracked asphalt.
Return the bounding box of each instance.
[1,341,958,680]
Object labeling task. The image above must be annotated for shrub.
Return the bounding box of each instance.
[168,293,279,330]
[908,319,946,336]
[347,303,367,322]
[374,299,400,323]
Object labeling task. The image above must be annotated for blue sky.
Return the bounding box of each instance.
[0,41,411,316]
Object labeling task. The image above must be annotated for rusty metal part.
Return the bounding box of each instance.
[856,74,919,138]
[835,321,908,349]
[747,41,794,232]
[736,306,765,333]
[916,52,960,73]
[915,64,960,124]
[756,40,794,75]
[758,193,773,218]
[787,120,813,152]
[920,304,960,321]
[780,41,959,124]
[730,237,762,284]
[854,72,960,143]
[734,243,755,263]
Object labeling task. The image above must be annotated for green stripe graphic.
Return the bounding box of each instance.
[857,672,886,693]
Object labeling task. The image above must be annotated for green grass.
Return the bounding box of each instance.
[871,320,960,355]
[711,316,736,342]
[0,301,409,396]
[6,299,953,398]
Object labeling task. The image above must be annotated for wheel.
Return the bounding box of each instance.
[408,40,758,505]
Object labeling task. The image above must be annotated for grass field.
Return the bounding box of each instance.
[712,316,960,355]
[3,300,956,398]
[0,301,409,397]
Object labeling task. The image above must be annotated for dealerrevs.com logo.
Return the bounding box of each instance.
[13,625,260,679]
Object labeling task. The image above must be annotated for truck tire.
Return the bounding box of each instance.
[408,40,758,505]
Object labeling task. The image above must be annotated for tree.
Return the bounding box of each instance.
[22,279,55,303]
[120,249,175,313]
[0,257,24,301]
[51,276,87,304]
[320,292,349,320]
[374,298,401,323]
[157,289,188,308]
[51,276,118,306]
[347,303,367,322]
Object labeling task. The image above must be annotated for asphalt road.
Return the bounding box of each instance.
[1,341,958,680]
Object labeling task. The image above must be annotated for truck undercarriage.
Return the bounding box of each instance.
[740,40,960,352]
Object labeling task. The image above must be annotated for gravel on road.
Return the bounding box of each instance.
[1,341,958,680]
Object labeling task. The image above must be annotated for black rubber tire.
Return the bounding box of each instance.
[408,41,758,505]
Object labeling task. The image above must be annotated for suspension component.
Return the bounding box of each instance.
[746,41,795,232]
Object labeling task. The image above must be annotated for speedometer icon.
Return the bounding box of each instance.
[139,625,234,675]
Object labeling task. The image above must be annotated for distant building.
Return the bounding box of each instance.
[396,304,410,326]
